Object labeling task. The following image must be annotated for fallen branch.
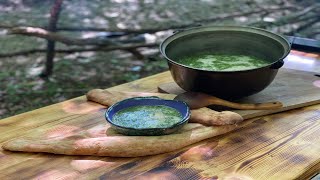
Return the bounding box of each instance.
[5,6,297,42]
[0,24,166,33]
[0,43,158,58]
[8,27,113,46]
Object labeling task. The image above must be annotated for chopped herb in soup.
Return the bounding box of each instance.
[178,54,270,71]
[112,105,182,129]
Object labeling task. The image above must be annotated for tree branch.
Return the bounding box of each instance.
[0,43,158,58]
[6,5,298,47]
[7,26,150,59]
[8,27,116,46]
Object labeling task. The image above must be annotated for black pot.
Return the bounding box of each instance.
[160,26,291,100]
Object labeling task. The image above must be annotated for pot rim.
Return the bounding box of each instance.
[160,25,291,73]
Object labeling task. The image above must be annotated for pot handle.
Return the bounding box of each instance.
[173,24,202,34]
[270,59,284,69]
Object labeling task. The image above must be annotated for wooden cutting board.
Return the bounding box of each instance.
[158,68,320,119]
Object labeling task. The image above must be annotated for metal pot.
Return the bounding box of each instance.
[160,26,291,100]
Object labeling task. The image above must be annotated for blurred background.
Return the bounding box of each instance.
[0,0,319,119]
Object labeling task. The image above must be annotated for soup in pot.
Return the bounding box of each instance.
[177,54,270,71]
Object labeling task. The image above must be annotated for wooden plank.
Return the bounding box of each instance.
[0,83,319,179]
[0,52,319,179]
[1,105,319,179]
[158,68,320,120]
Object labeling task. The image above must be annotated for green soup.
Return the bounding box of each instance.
[112,105,182,129]
[177,54,270,71]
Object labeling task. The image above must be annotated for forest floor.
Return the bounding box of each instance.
[0,0,319,119]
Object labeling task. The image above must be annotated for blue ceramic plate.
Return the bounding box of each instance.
[105,96,190,136]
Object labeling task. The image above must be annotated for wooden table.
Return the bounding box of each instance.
[0,50,319,180]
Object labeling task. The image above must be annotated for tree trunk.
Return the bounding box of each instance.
[40,0,64,78]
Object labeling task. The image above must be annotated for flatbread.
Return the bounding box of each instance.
[2,123,236,157]
[190,108,243,125]
[2,89,242,157]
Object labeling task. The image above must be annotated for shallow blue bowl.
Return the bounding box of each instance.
[105,96,190,136]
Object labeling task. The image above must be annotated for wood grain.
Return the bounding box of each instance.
[0,52,319,179]
[159,68,320,120]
